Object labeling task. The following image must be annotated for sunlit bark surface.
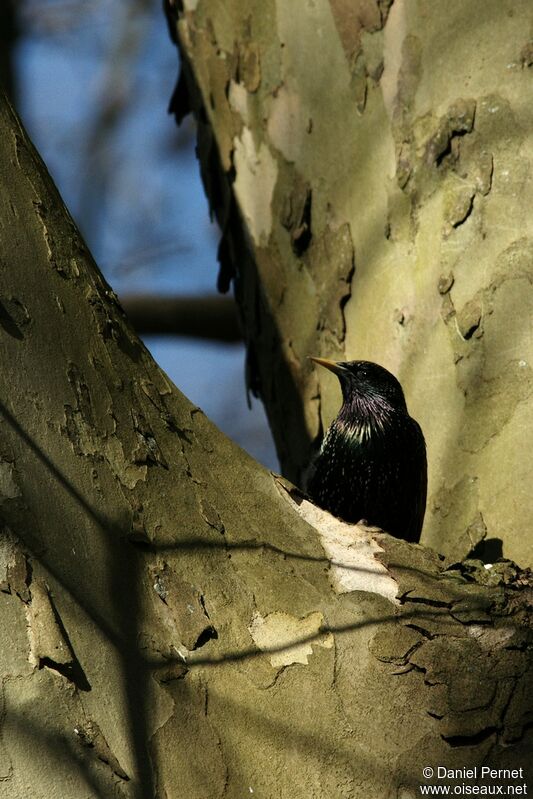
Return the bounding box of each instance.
[169,0,533,567]
[1,16,533,794]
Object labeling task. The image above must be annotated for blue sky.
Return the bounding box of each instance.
[15,1,277,469]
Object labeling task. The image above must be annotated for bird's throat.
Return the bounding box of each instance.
[337,393,392,441]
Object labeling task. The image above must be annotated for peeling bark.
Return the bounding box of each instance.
[1,6,533,793]
[167,0,533,568]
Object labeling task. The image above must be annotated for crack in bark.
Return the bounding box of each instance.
[442,726,498,748]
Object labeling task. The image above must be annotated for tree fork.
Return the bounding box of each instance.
[0,70,532,799]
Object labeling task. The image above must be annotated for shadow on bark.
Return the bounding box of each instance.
[0,399,155,798]
[1,402,532,789]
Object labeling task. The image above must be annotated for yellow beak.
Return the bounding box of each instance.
[309,357,346,376]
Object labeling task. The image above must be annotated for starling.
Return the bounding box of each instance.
[307,358,427,542]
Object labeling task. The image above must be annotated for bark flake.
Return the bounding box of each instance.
[26,580,91,691]
[151,563,218,652]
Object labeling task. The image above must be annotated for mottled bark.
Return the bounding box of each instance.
[168,0,533,567]
[1,44,532,799]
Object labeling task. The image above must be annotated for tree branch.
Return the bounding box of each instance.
[121,293,242,341]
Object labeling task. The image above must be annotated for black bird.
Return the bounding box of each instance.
[307,358,427,542]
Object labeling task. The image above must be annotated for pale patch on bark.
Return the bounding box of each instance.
[280,487,399,602]
[228,79,250,124]
[233,127,277,245]
[267,84,307,164]
[381,0,408,120]
[248,610,333,668]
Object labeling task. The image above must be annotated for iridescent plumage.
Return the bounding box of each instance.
[307,359,427,542]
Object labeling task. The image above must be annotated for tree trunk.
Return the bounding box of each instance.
[1,36,532,799]
[168,0,533,568]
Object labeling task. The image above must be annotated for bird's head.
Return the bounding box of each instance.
[310,358,408,413]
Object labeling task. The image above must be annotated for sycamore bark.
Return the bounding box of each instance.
[168,0,533,567]
[1,23,533,799]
